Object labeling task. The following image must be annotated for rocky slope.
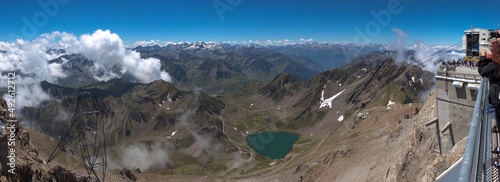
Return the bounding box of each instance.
[0,97,90,182]
[9,50,461,181]
[3,89,463,182]
[20,78,245,177]
[232,51,434,132]
[209,51,463,181]
[382,90,466,182]
[250,90,465,182]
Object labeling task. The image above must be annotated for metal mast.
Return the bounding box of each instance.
[45,93,107,181]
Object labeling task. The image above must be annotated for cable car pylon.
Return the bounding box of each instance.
[45,92,107,181]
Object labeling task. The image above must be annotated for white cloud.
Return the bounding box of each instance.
[0,29,173,110]
[48,62,67,78]
[163,41,177,45]
[108,139,173,172]
[3,84,50,109]
[0,39,68,82]
[412,40,465,72]
[0,35,70,109]
[222,41,238,44]
[134,40,160,47]
[388,27,465,73]
[64,29,171,83]
[392,27,408,64]
[300,38,313,42]
[237,39,300,46]
[161,72,172,83]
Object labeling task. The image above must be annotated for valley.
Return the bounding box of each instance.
[0,47,463,181]
[0,1,488,181]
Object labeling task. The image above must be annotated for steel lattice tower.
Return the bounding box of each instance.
[45,93,107,181]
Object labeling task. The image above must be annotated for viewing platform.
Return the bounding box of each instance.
[435,76,492,182]
[434,66,481,155]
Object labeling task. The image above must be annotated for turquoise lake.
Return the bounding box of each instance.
[246,132,300,159]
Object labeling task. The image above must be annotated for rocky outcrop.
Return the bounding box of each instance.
[383,90,466,181]
[294,163,309,174]
[321,145,353,166]
[119,168,137,181]
[0,98,89,181]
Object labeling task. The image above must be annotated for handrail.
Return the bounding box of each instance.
[459,77,489,182]
[436,70,481,81]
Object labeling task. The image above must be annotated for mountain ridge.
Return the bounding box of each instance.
[6,50,448,181]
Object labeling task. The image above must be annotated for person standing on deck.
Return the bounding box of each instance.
[478,40,500,166]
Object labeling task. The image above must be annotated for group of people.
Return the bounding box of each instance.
[442,58,477,69]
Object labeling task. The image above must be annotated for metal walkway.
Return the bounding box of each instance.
[456,78,499,182]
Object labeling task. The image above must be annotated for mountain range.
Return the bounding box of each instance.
[44,42,388,95]
[0,41,456,181]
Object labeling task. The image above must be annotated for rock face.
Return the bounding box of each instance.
[119,168,137,181]
[382,90,467,181]
[0,98,88,181]
[289,89,466,182]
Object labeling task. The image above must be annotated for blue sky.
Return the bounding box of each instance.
[0,0,498,46]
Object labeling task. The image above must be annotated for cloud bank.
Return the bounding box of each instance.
[300,38,314,42]
[108,139,173,171]
[1,29,172,110]
[391,27,465,72]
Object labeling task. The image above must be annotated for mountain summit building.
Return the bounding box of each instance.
[435,67,480,153]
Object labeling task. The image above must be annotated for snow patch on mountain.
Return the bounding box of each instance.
[319,89,346,109]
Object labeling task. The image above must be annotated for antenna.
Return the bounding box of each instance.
[45,93,107,181]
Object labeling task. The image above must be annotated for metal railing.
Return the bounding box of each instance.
[459,78,490,182]
[436,70,482,82]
